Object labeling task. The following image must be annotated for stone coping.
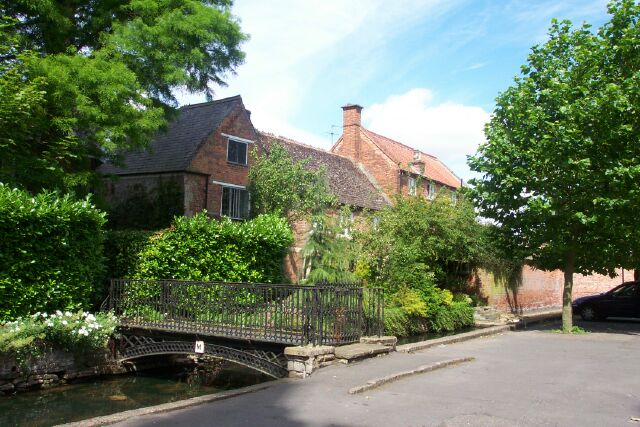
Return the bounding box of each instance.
[396,325,511,353]
[348,357,475,395]
[283,345,334,357]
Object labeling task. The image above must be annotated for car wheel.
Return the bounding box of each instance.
[580,305,598,321]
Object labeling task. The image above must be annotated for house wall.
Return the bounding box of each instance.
[104,173,184,206]
[102,173,185,228]
[476,266,634,312]
[187,106,258,217]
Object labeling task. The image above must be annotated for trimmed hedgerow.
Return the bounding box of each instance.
[103,229,156,279]
[132,212,293,283]
[0,185,107,321]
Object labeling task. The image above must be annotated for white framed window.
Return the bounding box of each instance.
[408,177,417,196]
[451,191,458,204]
[426,182,436,200]
[226,138,248,165]
[221,186,250,219]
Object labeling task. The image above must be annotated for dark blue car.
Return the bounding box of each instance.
[572,281,640,321]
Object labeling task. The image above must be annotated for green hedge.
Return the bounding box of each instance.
[133,212,293,283]
[384,301,475,337]
[0,185,106,321]
[104,230,156,279]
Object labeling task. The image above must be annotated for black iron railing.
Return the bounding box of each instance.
[103,279,384,346]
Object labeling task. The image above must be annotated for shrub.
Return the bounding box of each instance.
[133,212,293,283]
[0,311,118,366]
[104,230,156,279]
[0,185,106,321]
[428,301,475,333]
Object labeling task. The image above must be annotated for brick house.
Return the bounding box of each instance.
[100,95,257,225]
[258,131,389,281]
[332,104,462,200]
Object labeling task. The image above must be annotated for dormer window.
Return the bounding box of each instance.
[413,150,421,161]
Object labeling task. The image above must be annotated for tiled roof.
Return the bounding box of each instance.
[361,128,462,189]
[259,132,389,211]
[100,95,244,175]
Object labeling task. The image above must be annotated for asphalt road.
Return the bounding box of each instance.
[114,320,640,427]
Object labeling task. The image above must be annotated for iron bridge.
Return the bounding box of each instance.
[103,279,384,378]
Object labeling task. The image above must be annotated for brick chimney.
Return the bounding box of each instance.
[341,104,363,162]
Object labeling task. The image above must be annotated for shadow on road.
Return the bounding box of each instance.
[525,317,640,335]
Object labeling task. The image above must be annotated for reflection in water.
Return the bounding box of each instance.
[0,360,271,427]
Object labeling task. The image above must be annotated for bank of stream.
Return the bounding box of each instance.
[0,360,272,427]
[395,326,476,346]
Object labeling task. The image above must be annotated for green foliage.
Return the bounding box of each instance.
[355,194,479,336]
[0,185,107,321]
[0,17,87,193]
[0,1,246,193]
[427,301,475,333]
[133,212,293,283]
[302,208,359,284]
[104,230,155,279]
[552,326,589,334]
[248,142,337,220]
[0,311,118,366]
[467,0,640,331]
[356,193,486,292]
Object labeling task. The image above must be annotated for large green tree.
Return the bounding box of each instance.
[0,1,246,193]
[468,0,640,331]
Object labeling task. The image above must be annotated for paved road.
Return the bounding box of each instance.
[115,320,640,427]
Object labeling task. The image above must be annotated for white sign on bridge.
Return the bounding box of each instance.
[194,340,205,354]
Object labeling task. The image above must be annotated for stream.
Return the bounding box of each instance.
[0,361,271,427]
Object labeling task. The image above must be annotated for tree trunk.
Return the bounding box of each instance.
[562,252,575,332]
[634,269,639,281]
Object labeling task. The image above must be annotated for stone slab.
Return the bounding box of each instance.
[284,345,334,358]
[360,336,397,347]
[334,343,392,361]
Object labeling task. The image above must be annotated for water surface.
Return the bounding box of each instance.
[0,362,271,427]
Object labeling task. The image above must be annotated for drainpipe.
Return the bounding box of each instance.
[204,175,209,213]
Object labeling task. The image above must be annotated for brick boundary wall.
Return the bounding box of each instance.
[476,266,634,313]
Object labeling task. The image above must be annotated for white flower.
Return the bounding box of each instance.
[46,322,53,327]
[56,310,62,316]
[65,311,72,317]
[61,320,68,325]
[42,313,48,318]
[78,327,89,336]
[86,314,96,322]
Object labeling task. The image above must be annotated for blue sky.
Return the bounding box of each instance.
[179,0,612,181]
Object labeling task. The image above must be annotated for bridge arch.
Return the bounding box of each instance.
[119,336,288,378]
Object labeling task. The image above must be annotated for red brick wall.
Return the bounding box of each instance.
[187,106,258,217]
[476,266,634,312]
[183,173,207,216]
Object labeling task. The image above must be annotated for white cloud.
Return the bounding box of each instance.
[362,88,490,182]
[177,0,454,147]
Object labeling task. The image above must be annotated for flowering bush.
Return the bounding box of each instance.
[0,311,118,364]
